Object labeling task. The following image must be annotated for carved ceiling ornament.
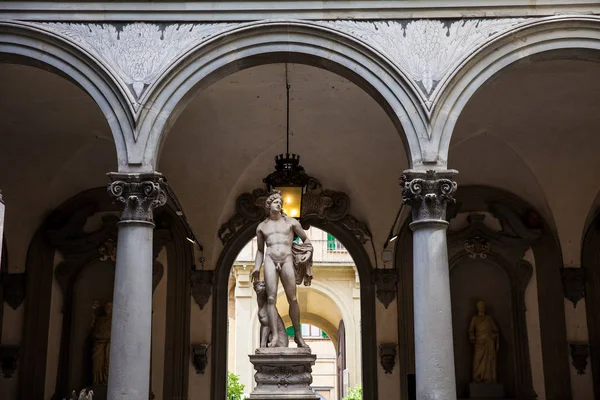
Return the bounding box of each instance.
[40,22,234,101]
[219,178,372,247]
[320,18,526,103]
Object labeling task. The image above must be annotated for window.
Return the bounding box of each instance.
[327,233,336,250]
[287,324,329,338]
[327,233,346,251]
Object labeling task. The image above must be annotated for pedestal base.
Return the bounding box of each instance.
[469,382,505,398]
[248,347,319,400]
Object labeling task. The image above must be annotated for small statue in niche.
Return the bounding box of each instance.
[91,301,112,385]
[468,300,499,383]
[254,280,289,348]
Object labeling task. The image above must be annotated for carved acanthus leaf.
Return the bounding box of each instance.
[41,22,234,101]
[321,19,526,101]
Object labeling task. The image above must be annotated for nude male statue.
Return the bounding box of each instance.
[251,190,313,348]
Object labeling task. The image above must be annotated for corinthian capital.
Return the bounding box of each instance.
[107,172,167,223]
[400,170,458,224]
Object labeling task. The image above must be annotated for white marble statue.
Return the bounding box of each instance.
[251,190,313,348]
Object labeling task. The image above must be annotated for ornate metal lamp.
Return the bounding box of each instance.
[263,64,309,218]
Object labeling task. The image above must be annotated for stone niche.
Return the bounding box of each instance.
[49,210,169,400]
[67,258,116,394]
[448,209,538,400]
[450,258,513,398]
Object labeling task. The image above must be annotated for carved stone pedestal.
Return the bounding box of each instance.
[248,348,319,400]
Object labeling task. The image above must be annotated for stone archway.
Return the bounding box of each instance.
[0,21,134,170]
[395,186,571,400]
[136,20,427,169]
[580,213,600,399]
[214,178,377,400]
[431,15,600,165]
[18,188,194,400]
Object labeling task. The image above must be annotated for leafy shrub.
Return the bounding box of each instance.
[227,371,245,400]
[342,385,362,400]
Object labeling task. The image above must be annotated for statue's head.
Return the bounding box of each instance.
[253,280,266,295]
[265,190,284,215]
[104,301,113,315]
[476,300,486,313]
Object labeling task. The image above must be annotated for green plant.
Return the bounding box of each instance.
[227,371,245,400]
[342,385,362,400]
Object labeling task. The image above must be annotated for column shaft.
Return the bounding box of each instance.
[412,223,456,400]
[108,222,154,400]
[107,173,166,400]
[402,169,458,400]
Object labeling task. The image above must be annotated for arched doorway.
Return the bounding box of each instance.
[228,226,361,400]
[395,186,570,400]
[213,180,377,400]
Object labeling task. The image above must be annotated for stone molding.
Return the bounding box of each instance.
[190,270,214,310]
[560,267,587,308]
[1,272,26,310]
[108,172,167,223]
[5,2,600,21]
[374,268,398,309]
[379,343,397,374]
[218,177,372,247]
[191,343,210,375]
[569,343,590,375]
[249,348,318,399]
[401,169,458,225]
[0,344,19,379]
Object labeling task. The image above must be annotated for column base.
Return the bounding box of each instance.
[248,348,319,400]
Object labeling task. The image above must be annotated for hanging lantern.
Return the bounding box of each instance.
[263,64,309,218]
[264,153,309,218]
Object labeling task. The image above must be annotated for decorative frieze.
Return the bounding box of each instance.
[107,173,167,223]
[41,23,234,100]
[401,170,458,224]
[314,19,525,101]
[35,18,528,107]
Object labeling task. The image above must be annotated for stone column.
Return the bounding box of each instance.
[401,170,458,400]
[107,172,167,400]
[233,265,255,392]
